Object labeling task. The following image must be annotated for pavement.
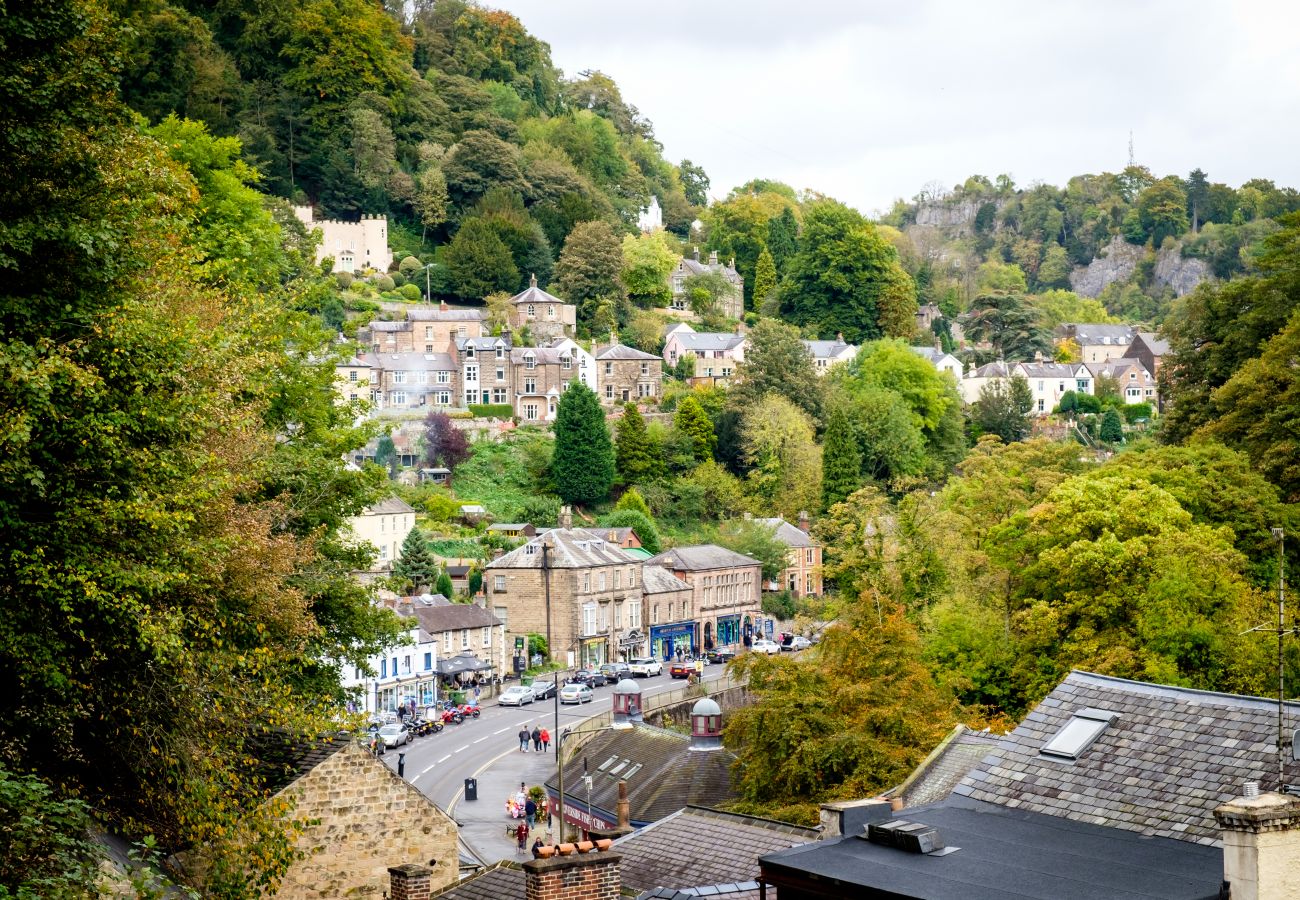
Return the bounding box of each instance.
[450,733,560,861]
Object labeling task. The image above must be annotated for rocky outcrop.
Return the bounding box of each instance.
[1069,236,1145,298]
[914,199,983,231]
[1154,247,1210,296]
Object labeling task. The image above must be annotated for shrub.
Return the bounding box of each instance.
[374,274,395,292]
[335,271,354,289]
[468,403,515,419]
[391,272,406,287]
[399,255,423,276]
[400,283,421,301]
[1122,402,1153,423]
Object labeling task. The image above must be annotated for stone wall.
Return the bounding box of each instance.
[642,683,751,732]
[276,742,459,900]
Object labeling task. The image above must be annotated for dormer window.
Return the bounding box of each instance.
[561,354,572,370]
[524,353,536,370]
[496,346,504,360]
[1041,708,1119,759]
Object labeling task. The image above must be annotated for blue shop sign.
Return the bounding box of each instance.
[650,621,695,642]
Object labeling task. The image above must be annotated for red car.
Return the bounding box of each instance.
[669,661,694,679]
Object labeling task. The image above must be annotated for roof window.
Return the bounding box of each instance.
[1041,707,1120,759]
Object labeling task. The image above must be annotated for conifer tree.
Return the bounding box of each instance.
[393,528,439,592]
[615,486,652,518]
[821,407,862,510]
[674,396,717,461]
[1100,407,1124,444]
[615,402,655,484]
[753,245,778,316]
[552,382,616,504]
[436,570,455,599]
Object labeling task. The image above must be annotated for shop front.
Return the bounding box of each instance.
[618,628,646,662]
[581,636,608,669]
[650,621,697,661]
[715,614,741,648]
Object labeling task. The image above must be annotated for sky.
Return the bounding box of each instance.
[487,0,1300,215]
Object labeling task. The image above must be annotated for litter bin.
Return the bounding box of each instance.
[464,777,477,802]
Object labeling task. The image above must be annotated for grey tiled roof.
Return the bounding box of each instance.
[487,529,633,570]
[362,496,415,516]
[409,603,499,637]
[428,862,524,900]
[455,336,510,352]
[1017,361,1081,378]
[753,518,817,549]
[544,724,736,824]
[368,350,457,370]
[969,361,1013,378]
[953,670,1300,844]
[1086,358,1156,384]
[407,306,487,322]
[1057,322,1136,345]
[616,806,818,893]
[671,332,747,353]
[509,283,568,306]
[595,342,661,361]
[890,724,1001,809]
[646,545,761,572]
[640,564,691,595]
[1131,331,1171,355]
[802,339,855,359]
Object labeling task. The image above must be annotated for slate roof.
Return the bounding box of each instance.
[889,725,1001,809]
[369,350,458,371]
[1057,322,1137,345]
[487,529,633,570]
[409,603,499,637]
[753,518,817,549]
[636,887,760,900]
[407,306,487,322]
[640,564,692,595]
[1086,357,1156,384]
[362,496,415,516]
[455,336,510,353]
[646,545,762,572]
[509,279,569,306]
[428,861,524,900]
[251,731,353,796]
[616,806,818,894]
[595,342,661,361]
[575,526,638,545]
[759,795,1223,900]
[678,256,741,280]
[1017,361,1081,378]
[670,332,747,353]
[968,361,1013,379]
[953,670,1300,844]
[544,723,736,825]
[802,339,856,360]
[1131,331,1171,356]
[510,347,574,365]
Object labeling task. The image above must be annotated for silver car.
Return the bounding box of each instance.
[378,723,408,747]
[559,683,594,704]
[498,685,535,706]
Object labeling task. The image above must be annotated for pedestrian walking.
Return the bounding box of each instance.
[515,821,529,854]
[518,727,530,752]
[531,725,542,752]
[473,683,481,703]
[540,727,550,752]
[525,796,537,826]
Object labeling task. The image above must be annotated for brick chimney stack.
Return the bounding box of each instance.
[524,847,622,900]
[1215,788,1300,900]
[558,505,573,530]
[389,864,433,900]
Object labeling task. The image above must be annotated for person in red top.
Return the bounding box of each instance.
[539,727,550,752]
[515,820,530,853]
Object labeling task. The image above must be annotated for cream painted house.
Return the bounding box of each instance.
[346,496,415,572]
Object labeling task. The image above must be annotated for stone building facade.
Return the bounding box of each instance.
[362,304,486,354]
[485,509,644,669]
[593,342,662,407]
[345,496,415,572]
[275,740,458,900]
[644,545,762,657]
[508,275,577,342]
[294,206,392,273]
[755,516,822,597]
[668,249,744,320]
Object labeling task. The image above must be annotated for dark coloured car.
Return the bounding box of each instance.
[705,648,737,664]
[568,669,608,688]
[599,662,631,682]
[530,679,559,701]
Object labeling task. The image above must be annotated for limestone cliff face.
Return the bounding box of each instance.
[1153,247,1210,296]
[1069,236,1146,298]
[913,199,984,231]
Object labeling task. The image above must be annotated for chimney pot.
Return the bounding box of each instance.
[530,272,537,288]
[1216,790,1300,900]
[388,864,433,900]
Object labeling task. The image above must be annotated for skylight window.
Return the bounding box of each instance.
[1041,708,1120,759]
[597,755,619,772]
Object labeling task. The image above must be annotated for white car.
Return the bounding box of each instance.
[498,685,535,706]
[628,657,662,677]
[378,723,409,748]
[781,636,813,652]
[752,639,781,655]
[559,683,594,704]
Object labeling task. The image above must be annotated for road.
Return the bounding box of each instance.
[379,664,733,861]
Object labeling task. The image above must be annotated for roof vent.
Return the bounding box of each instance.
[864,820,946,854]
[1041,707,1120,760]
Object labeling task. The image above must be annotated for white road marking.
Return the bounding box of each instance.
[493,727,509,735]
[456,744,469,752]
[437,754,451,763]
[420,761,438,775]
[473,736,488,744]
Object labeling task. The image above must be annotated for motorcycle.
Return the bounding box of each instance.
[440,707,465,725]
[457,700,482,719]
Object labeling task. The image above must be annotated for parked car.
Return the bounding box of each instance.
[559,683,594,705]
[669,660,694,679]
[781,636,813,652]
[599,662,632,682]
[568,669,608,688]
[628,657,663,677]
[498,685,535,706]
[705,648,737,664]
[378,723,409,748]
[751,639,781,655]
[530,679,559,701]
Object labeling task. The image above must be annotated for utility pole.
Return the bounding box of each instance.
[1243,527,1293,792]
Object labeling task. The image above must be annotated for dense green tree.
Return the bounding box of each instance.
[554,220,625,329]
[436,570,455,599]
[442,129,528,208]
[674,396,717,461]
[970,376,1035,442]
[442,217,519,299]
[1099,407,1124,443]
[682,270,733,316]
[781,199,916,342]
[615,485,652,517]
[615,403,657,483]
[962,291,1051,361]
[712,519,788,582]
[766,206,799,272]
[732,319,823,420]
[1187,168,1210,232]
[679,158,709,207]
[551,382,615,504]
[741,395,822,519]
[1029,289,1115,330]
[704,188,794,306]
[598,507,661,554]
[753,244,778,314]
[393,528,439,592]
[471,187,554,289]
[1035,244,1073,289]
[621,231,677,308]
[821,406,862,509]
[1136,177,1190,245]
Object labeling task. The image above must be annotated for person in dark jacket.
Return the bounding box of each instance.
[531,725,542,752]
[518,726,530,752]
[525,796,537,826]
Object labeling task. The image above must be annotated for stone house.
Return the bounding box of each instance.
[369,350,458,413]
[509,346,583,423]
[1123,331,1171,378]
[363,303,486,355]
[268,737,458,900]
[543,336,596,392]
[453,335,512,407]
[1087,357,1159,408]
[755,515,822,597]
[333,354,372,406]
[294,206,392,273]
[644,545,762,656]
[668,249,744,320]
[639,564,693,659]
[1055,322,1137,364]
[506,274,576,341]
[485,508,644,669]
[408,597,506,688]
[1018,360,1092,415]
[345,496,415,573]
[907,343,964,387]
[662,327,748,386]
[802,337,858,375]
[593,342,663,407]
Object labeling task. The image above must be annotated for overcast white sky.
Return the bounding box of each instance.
[488,0,1300,215]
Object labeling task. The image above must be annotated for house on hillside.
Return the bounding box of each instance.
[644,545,762,657]
[453,335,512,408]
[345,496,415,573]
[1019,360,1092,414]
[294,206,392,273]
[1087,357,1159,408]
[1055,322,1137,364]
[333,354,373,406]
[755,514,822,597]
[803,337,858,375]
[668,249,744,320]
[1124,331,1171,377]
[361,303,486,354]
[662,329,748,386]
[761,670,1300,899]
[908,343,964,385]
[367,350,458,413]
[594,341,662,407]
[507,274,576,341]
[508,345,584,422]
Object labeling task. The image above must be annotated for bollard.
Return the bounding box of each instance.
[398,752,406,778]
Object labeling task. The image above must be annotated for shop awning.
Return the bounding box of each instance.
[435,654,493,676]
